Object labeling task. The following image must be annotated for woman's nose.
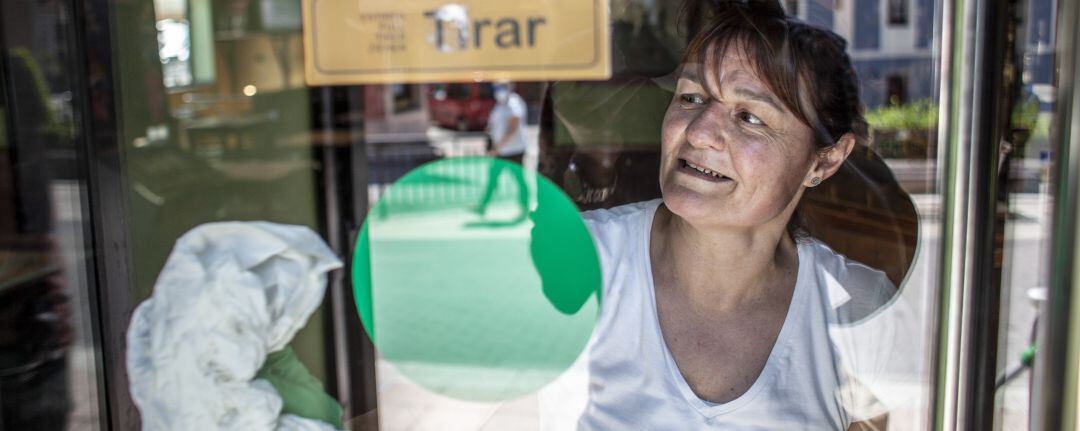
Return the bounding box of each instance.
[685,104,728,151]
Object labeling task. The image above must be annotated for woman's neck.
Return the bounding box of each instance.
[651,204,798,312]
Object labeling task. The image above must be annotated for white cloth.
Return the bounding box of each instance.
[126,222,342,431]
[542,199,908,430]
[487,92,530,157]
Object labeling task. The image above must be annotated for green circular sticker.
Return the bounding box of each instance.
[352,157,602,401]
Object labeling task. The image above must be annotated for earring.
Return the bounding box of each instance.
[809,177,822,187]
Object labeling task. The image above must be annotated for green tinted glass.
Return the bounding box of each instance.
[353,157,602,401]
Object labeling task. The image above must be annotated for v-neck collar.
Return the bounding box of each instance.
[638,199,811,418]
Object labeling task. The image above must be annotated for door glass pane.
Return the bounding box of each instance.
[90,0,952,429]
[120,0,339,423]
[0,0,105,428]
[993,0,1058,428]
[357,0,945,429]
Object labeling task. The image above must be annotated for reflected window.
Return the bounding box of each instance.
[257,0,302,31]
[156,19,191,87]
[889,0,909,25]
[887,74,907,105]
[477,83,494,99]
[390,84,420,113]
[153,0,215,89]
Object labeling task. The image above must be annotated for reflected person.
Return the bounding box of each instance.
[477,83,531,222]
[575,2,902,429]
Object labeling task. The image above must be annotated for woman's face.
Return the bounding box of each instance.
[659,46,818,230]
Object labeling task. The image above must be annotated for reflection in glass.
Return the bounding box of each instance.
[992,0,1058,428]
[1,0,103,427]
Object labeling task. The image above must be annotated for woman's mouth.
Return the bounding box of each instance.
[678,159,733,183]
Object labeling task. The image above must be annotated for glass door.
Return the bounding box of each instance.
[5,0,1080,429]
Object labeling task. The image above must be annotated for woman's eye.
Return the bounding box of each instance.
[680,94,706,105]
[739,111,765,126]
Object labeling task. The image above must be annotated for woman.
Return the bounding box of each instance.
[575,1,901,429]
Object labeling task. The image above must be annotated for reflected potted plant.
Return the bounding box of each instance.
[866,99,938,159]
[1009,98,1040,158]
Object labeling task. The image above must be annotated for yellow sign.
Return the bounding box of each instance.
[302,0,611,84]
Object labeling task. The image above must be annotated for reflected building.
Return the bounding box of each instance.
[786,0,938,109]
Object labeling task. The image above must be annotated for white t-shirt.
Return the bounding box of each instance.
[487,93,529,157]
[541,199,907,430]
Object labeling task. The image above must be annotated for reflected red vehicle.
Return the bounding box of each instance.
[428,83,496,131]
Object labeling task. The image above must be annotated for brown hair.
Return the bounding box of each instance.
[681,0,869,150]
[679,0,868,234]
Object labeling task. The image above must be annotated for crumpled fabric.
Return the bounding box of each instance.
[126,222,342,431]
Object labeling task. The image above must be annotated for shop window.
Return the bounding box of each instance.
[15,0,1065,428]
[153,0,215,89]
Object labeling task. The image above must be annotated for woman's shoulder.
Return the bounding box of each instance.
[579,199,661,265]
[581,199,661,238]
[799,236,898,323]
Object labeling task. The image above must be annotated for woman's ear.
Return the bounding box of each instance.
[805,133,856,187]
